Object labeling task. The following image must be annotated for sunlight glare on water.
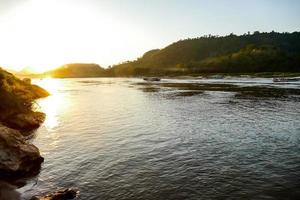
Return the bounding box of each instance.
[33,78,69,131]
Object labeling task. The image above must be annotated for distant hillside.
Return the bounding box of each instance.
[109,31,300,76]
[44,63,105,78]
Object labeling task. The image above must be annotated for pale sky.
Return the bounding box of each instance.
[0,0,299,72]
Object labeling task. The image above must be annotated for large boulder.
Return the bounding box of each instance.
[0,125,44,180]
[4,112,46,132]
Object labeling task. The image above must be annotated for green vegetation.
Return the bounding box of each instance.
[0,68,49,115]
[44,63,105,78]
[107,31,300,76]
[35,32,300,78]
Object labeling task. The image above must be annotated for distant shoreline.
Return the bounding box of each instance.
[17,71,300,79]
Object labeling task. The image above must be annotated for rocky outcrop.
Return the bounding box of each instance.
[30,189,79,200]
[0,67,49,133]
[3,111,46,132]
[0,125,44,180]
[0,68,49,198]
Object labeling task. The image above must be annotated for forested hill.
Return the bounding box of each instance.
[44,63,105,78]
[109,32,300,76]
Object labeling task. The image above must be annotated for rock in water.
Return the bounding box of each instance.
[30,189,79,200]
[0,125,44,180]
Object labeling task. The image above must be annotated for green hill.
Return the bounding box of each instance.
[109,31,300,76]
[44,63,105,78]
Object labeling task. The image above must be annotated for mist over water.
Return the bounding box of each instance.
[19,78,300,200]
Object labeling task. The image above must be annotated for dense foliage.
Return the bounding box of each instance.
[108,31,300,76]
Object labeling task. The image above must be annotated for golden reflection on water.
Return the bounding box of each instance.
[33,78,68,131]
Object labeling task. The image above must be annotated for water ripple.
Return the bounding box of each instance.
[19,78,300,200]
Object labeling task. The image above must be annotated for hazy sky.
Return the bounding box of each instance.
[0,0,299,71]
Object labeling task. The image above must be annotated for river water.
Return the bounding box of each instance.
[19,78,300,200]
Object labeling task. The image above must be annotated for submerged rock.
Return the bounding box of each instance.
[30,188,79,200]
[4,111,46,132]
[0,125,44,180]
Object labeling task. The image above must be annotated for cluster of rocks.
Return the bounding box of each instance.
[0,125,43,180]
[0,109,79,200]
[0,70,79,199]
[0,123,44,200]
[0,109,47,181]
[0,121,79,200]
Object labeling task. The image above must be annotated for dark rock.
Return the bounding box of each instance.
[0,181,21,200]
[0,125,44,180]
[4,111,46,132]
[30,188,79,200]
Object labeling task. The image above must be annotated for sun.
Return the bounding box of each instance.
[0,0,155,73]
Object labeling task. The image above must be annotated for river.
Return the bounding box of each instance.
[19,77,300,200]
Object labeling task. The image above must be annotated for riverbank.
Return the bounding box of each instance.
[0,68,79,199]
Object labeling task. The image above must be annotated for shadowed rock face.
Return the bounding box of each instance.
[0,125,44,180]
[3,112,46,133]
[0,181,21,200]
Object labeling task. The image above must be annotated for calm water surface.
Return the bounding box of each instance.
[19,78,300,200]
